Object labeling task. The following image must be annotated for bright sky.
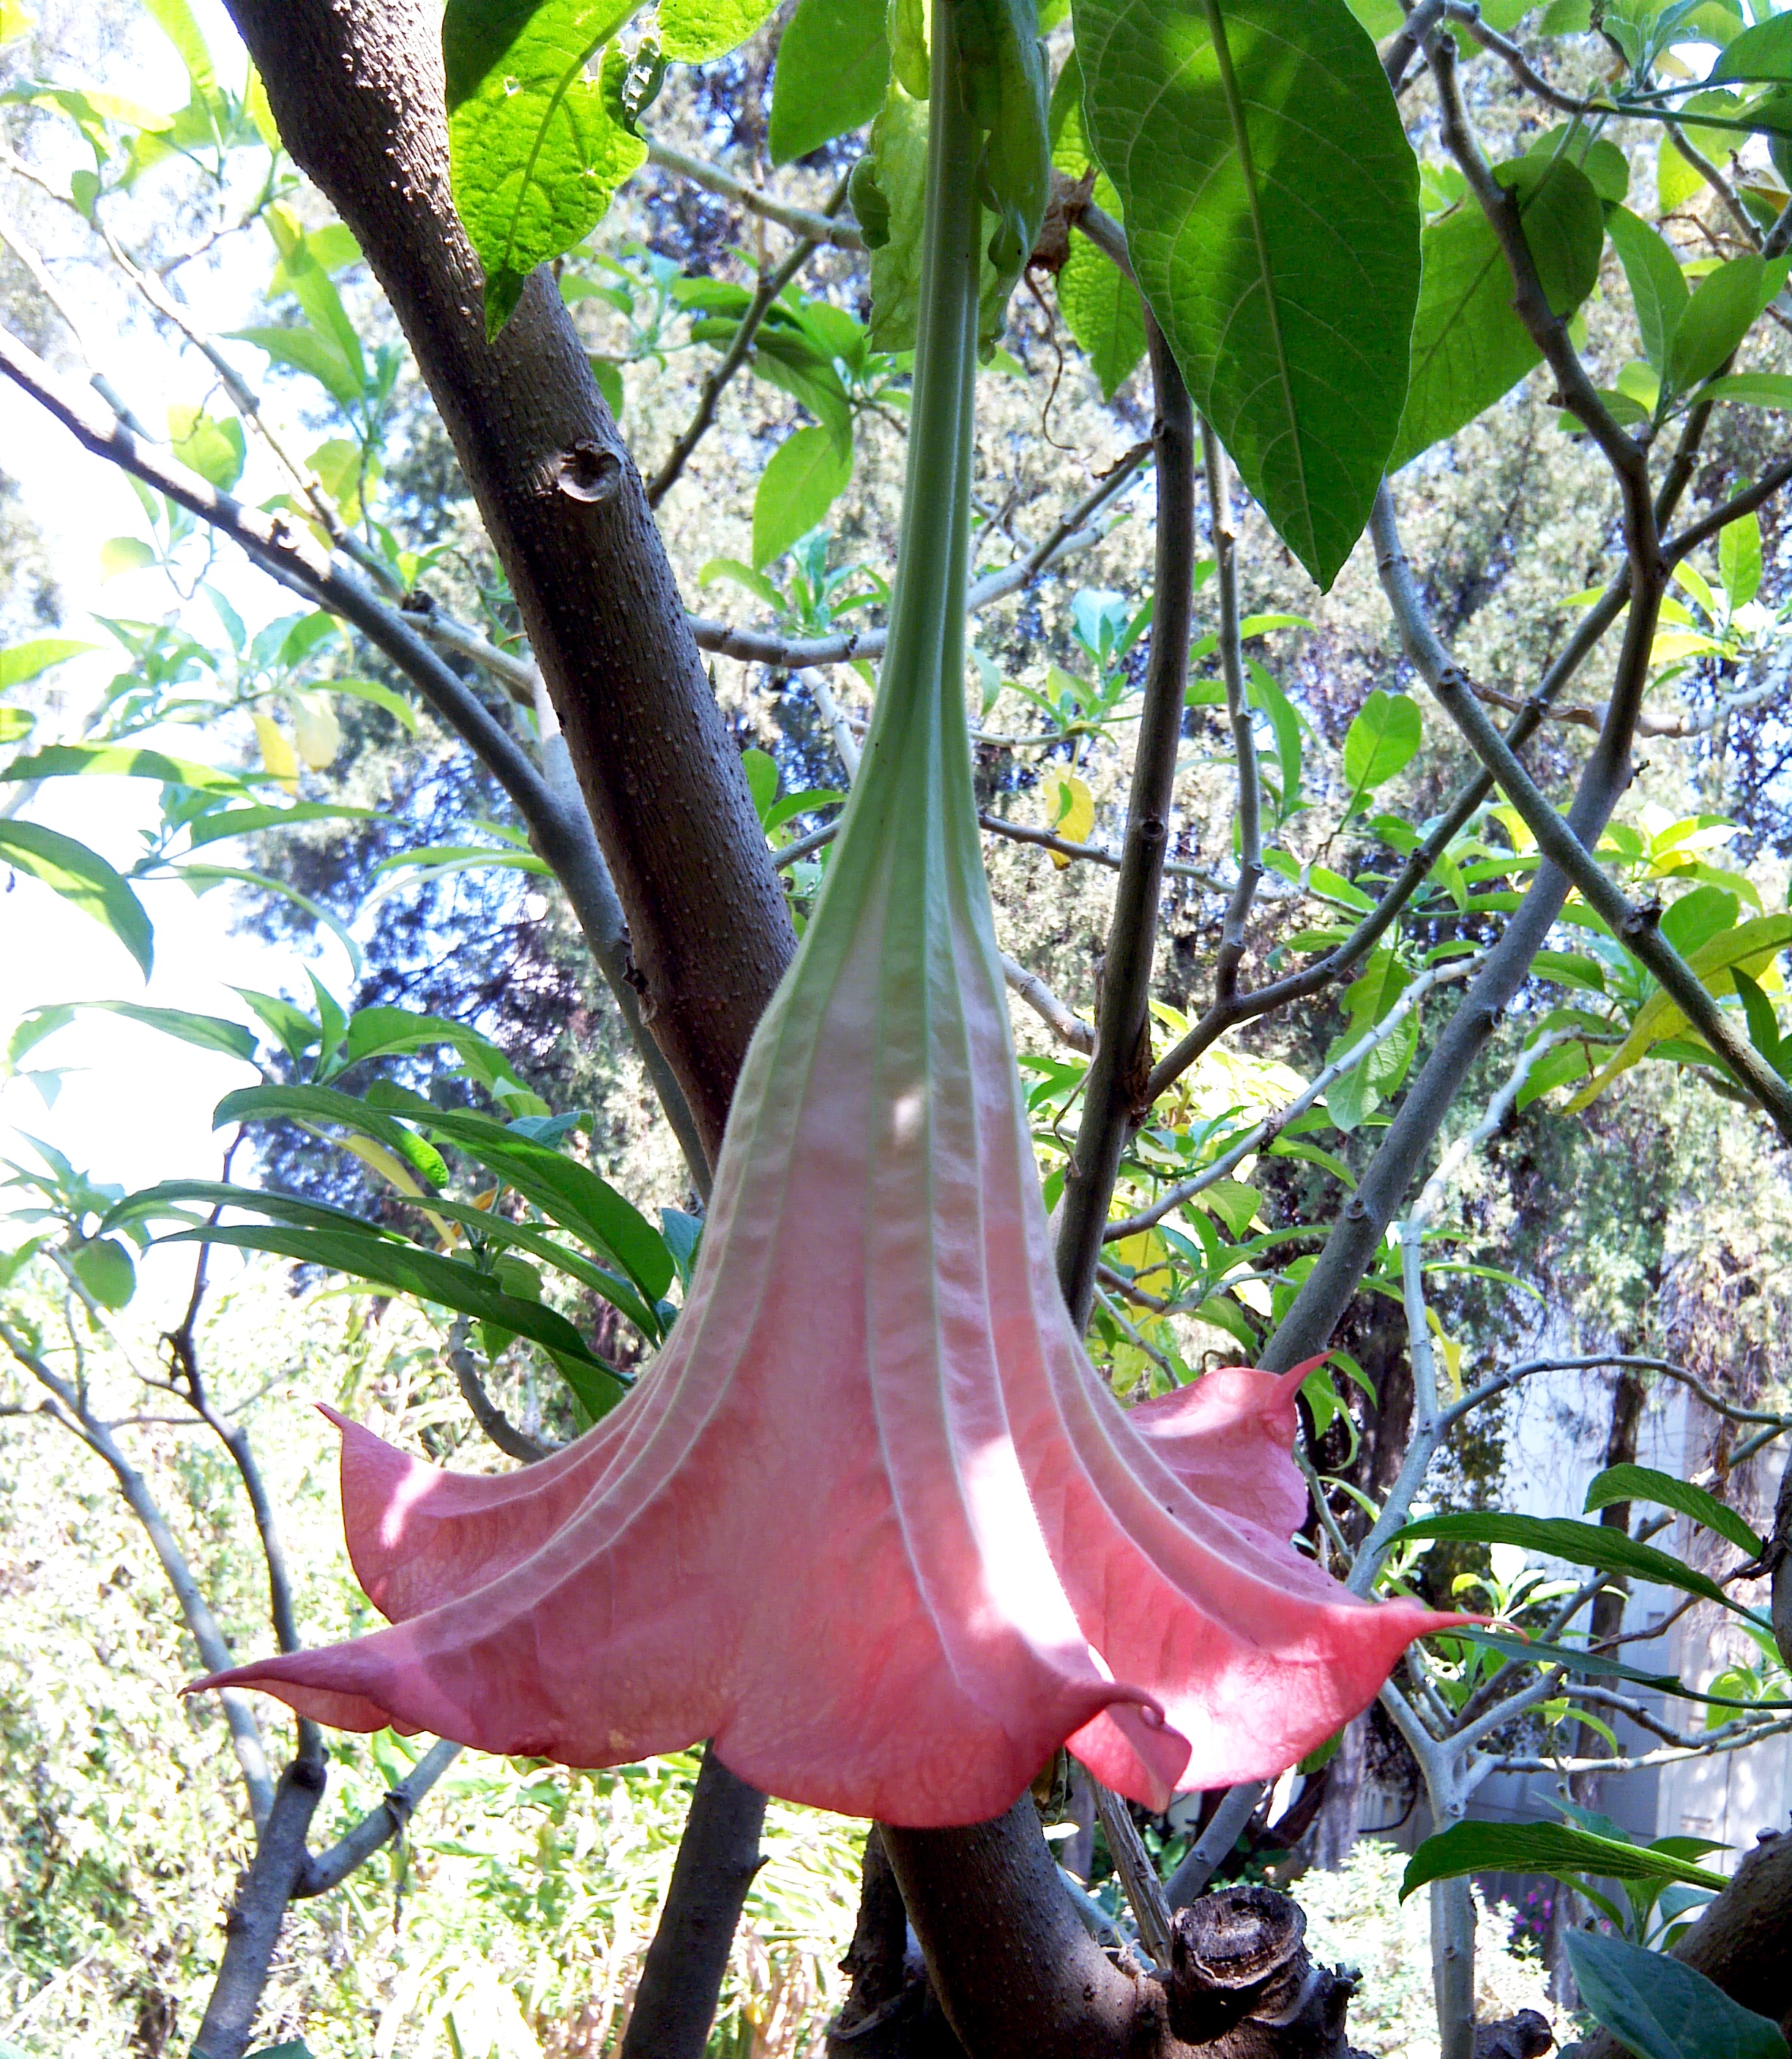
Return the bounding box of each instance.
[1,0,362,1316]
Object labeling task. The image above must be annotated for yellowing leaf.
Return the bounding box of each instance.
[340,1135,459,1247]
[1110,1228,1171,1291]
[1565,912,1792,1110]
[1045,773,1093,867]
[1426,1307,1464,1400]
[291,691,342,770]
[253,712,299,793]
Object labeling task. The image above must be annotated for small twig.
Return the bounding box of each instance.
[1163,1782,1266,1907]
[294,1738,463,1897]
[447,1317,555,1464]
[1205,425,1261,1005]
[1092,1782,1175,1967]
[649,179,845,507]
[686,442,1152,670]
[644,138,865,248]
[1373,484,1792,1144]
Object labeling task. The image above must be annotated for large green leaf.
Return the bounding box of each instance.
[1075,0,1421,588]
[0,821,153,977]
[0,638,100,687]
[1457,1627,1792,1709]
[1342,689,1421,797]
[1669,253,1792,395]
[2,742,242,791]
[165,1222,624,1411]
[1392,1511,1756,1619]
[1711,10,1792,84]
[443,0,647,337]
[1567,1932,1788,2059]
[768,0,889,163]
[752,426,853,569]
[1607,205,1689,377]
[71,1001,258,1064]
[107,1177,664,1340]
[1389,155,1604,470]
[1585,1462,1765,1558]
[1403,1819,1728,1899]
[658,0,776,61]
[230,324,366,410]
[398,1102,674,1301]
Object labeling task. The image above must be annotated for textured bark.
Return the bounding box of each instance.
[616,1745,767,2059]
[882,1796,1168,2059]
[1311,1718,1367,1875]
[1572,1828,1792,2057]
[220,0,796,1162]
[1165,1886,1355,2059]
[826,1831,970,2059]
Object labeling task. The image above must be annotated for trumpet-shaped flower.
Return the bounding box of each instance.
[193,15,1465,1827]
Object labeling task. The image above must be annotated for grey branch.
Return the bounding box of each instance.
[644,138,865,249]
[0,321,712,1197]
[1372,483,1792,1145]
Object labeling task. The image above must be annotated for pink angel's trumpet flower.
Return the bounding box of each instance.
[190,15,1470,1826]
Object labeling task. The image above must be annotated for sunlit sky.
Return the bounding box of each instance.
[1,0,363,1315]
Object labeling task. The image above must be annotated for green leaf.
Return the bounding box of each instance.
[1719,510,1762,610]
[73,1001,258,1064]
[70,1235,136,1308]
[1700,371,1792,411]
[441,0,647,338]
[371,1099,676,1302]
[1567,1931,1788,2059]
[168,1223,622,1400]
[769,0,889,163]
[184,802,389,848]
[1607,206,1690,378]
[0,821,153,977]
[112,1178,663,1341]
[1058,232,1148,397]
[1527,123,1630,203]
[3,743,242,791]
[1075,0,1421,589]
[1343,689,1422,797]
[1585,1462,1766,1558]
[1711,10,1792,84]
[1390,1511,1757,1619]
[168,403,247,492]
[230,324,365,409]
[1404,1820,1729,1901]
[1390,155,1603,470]
[0,638,99,687]
[100,537,157,580]
[658,0,775,61]
[752,425,853,569]
[1670,254,1792,395]
[1568,911,1792,1110]
[141,0,215,95]
[215,1082,448,1189]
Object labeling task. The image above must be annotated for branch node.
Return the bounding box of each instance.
[555,441,623,505]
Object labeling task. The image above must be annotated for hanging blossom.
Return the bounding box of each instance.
[193,8,1466,1828]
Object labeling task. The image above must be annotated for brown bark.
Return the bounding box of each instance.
[1165,1886,1356,2059]
[881,1795,1170,2059]
[826,1830,969,2059]
[220,0,796,1165]
[1572,1828,1792,2057]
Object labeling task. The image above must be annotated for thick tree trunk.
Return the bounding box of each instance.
[221,0,796,1164]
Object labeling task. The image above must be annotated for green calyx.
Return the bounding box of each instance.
[952,0,1049,298]
[863,0,1047,349]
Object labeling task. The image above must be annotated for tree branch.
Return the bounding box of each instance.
[1371,483,1792,1143]
[644,137,865,249]
[1054,320,1199,1330]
